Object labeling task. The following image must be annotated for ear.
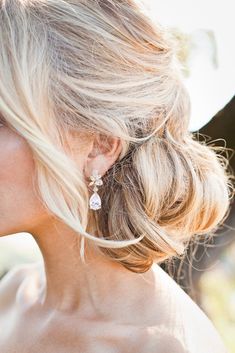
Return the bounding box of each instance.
[83,134,123,180]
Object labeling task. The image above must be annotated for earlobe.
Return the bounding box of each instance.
[84,135,122,180]
[84,153,108,182]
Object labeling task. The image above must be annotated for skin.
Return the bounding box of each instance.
[0,122,228,353]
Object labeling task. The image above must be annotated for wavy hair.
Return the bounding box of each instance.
[0,0,233,273]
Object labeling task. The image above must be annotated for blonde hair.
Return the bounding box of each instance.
[0,0,233,273]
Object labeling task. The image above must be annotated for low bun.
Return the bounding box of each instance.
[93,128,232,273]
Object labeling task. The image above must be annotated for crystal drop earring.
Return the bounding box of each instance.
[88,169,103,210]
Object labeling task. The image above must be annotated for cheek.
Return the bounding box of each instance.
[0,128,48,235]
[0,135,32,180]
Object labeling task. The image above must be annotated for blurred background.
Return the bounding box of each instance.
[0,0,235,351]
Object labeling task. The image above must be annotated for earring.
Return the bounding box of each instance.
[88,169,103,210]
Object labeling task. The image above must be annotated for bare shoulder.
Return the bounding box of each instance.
[146,263,228,353]
[137,325,188,353]
[0,261,42,310]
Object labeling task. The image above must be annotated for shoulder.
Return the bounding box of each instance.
[137,325,188,353]
[0,261,41,310]
[141,325,227,353]
[144,264,228,353]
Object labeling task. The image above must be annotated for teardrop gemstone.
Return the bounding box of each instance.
[89,192,101,210]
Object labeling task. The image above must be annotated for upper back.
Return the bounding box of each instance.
[149,263,228,353]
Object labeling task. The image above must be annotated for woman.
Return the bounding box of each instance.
[0,1,233,352]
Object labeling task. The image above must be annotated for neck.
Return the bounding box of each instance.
[30,218,155,319]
